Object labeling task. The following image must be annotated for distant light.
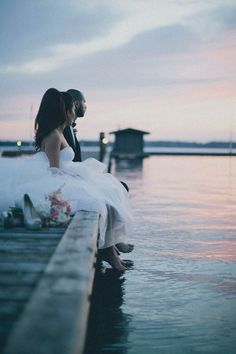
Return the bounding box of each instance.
[16,140,22,147]
[102,138,108,144]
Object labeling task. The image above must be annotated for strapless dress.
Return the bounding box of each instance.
[0,147,132,248]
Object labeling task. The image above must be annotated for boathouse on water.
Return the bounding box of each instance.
[110,128,150,159]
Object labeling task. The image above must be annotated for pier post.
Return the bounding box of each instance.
[99,132,107,162]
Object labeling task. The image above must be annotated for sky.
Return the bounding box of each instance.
[0,0,236,142]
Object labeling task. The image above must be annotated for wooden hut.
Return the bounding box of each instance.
[110,128,150,159]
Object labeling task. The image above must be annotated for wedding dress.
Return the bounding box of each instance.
[0,147,132,248]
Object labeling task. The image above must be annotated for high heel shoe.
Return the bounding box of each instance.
[23,194,42,230]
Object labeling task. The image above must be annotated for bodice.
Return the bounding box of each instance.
[60,146,74,162]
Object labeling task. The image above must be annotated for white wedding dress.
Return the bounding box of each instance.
[0,147,132,248]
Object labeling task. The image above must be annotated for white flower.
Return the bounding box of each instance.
[35,200,51,219]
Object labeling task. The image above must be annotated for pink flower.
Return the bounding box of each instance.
[45,189,72,227]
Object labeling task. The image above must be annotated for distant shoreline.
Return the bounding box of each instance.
[0,140,235,149]
[1,145,235,158]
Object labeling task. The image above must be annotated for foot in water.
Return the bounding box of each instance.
[99,246,126,272]
[121,259,134,268]
[116,242,134,253]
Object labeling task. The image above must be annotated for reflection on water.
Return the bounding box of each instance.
[114,158,144,172]
[85,264,131,354]
[85,156,236,354]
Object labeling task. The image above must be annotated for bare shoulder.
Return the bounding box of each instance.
[49,129,61,142]
[43,129,62,150]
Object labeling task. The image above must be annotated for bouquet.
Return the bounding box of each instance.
[35,187,72,227]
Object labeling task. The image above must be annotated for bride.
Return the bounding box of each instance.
[0,88,133,271]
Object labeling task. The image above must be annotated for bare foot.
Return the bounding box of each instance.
[99,246,126,272]
[116,242,134,253]
[121,259,134,267]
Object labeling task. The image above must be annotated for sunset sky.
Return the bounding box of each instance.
[0,0,235,142]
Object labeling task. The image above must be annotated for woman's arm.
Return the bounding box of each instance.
[44,131,61,168]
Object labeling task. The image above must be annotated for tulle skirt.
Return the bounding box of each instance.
[0,152,132,248]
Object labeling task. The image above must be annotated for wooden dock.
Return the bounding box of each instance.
[0,145,112,354]
[0,211,100,354]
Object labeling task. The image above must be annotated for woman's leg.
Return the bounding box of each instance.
[99,246,126,272]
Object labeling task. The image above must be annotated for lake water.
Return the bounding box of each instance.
[85,155,236,354]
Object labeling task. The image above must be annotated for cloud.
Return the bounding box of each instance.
[0,0,119,65]
[0,0,231,75]
[1,0,236,142]
[184,2,236,41]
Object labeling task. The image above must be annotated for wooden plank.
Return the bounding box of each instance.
[0,244,60,254]
[102,150,112,172]
[0,272,40,286]
[0,237,60,245]
[0,231,64,238]
[0,226,65,354]
[3,210,100,354]
[0,301,25,317]
[0,262,48,273]
[0,225,65,232]
[0,287,34,301]
[0,252,56,261]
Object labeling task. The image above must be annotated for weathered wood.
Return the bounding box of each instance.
[0,235,61,249]
[0,301,25,317]
[3,210,100,354]
[0,262,49,273]
[0,229,65,237]
[0,287,33,301]
[0,272,39,286]
[102,150,112,172]
[0,225,65,353]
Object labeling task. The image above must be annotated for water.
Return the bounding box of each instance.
[144,147,236,155]
[85,156,236,354]
[1,144,235,156]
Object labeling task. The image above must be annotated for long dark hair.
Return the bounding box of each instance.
[34,88,66,150]
[61,91,74,113]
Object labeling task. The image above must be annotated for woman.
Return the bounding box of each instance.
[1,88,133,271]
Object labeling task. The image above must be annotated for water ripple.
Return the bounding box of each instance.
[85,156,236,354]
